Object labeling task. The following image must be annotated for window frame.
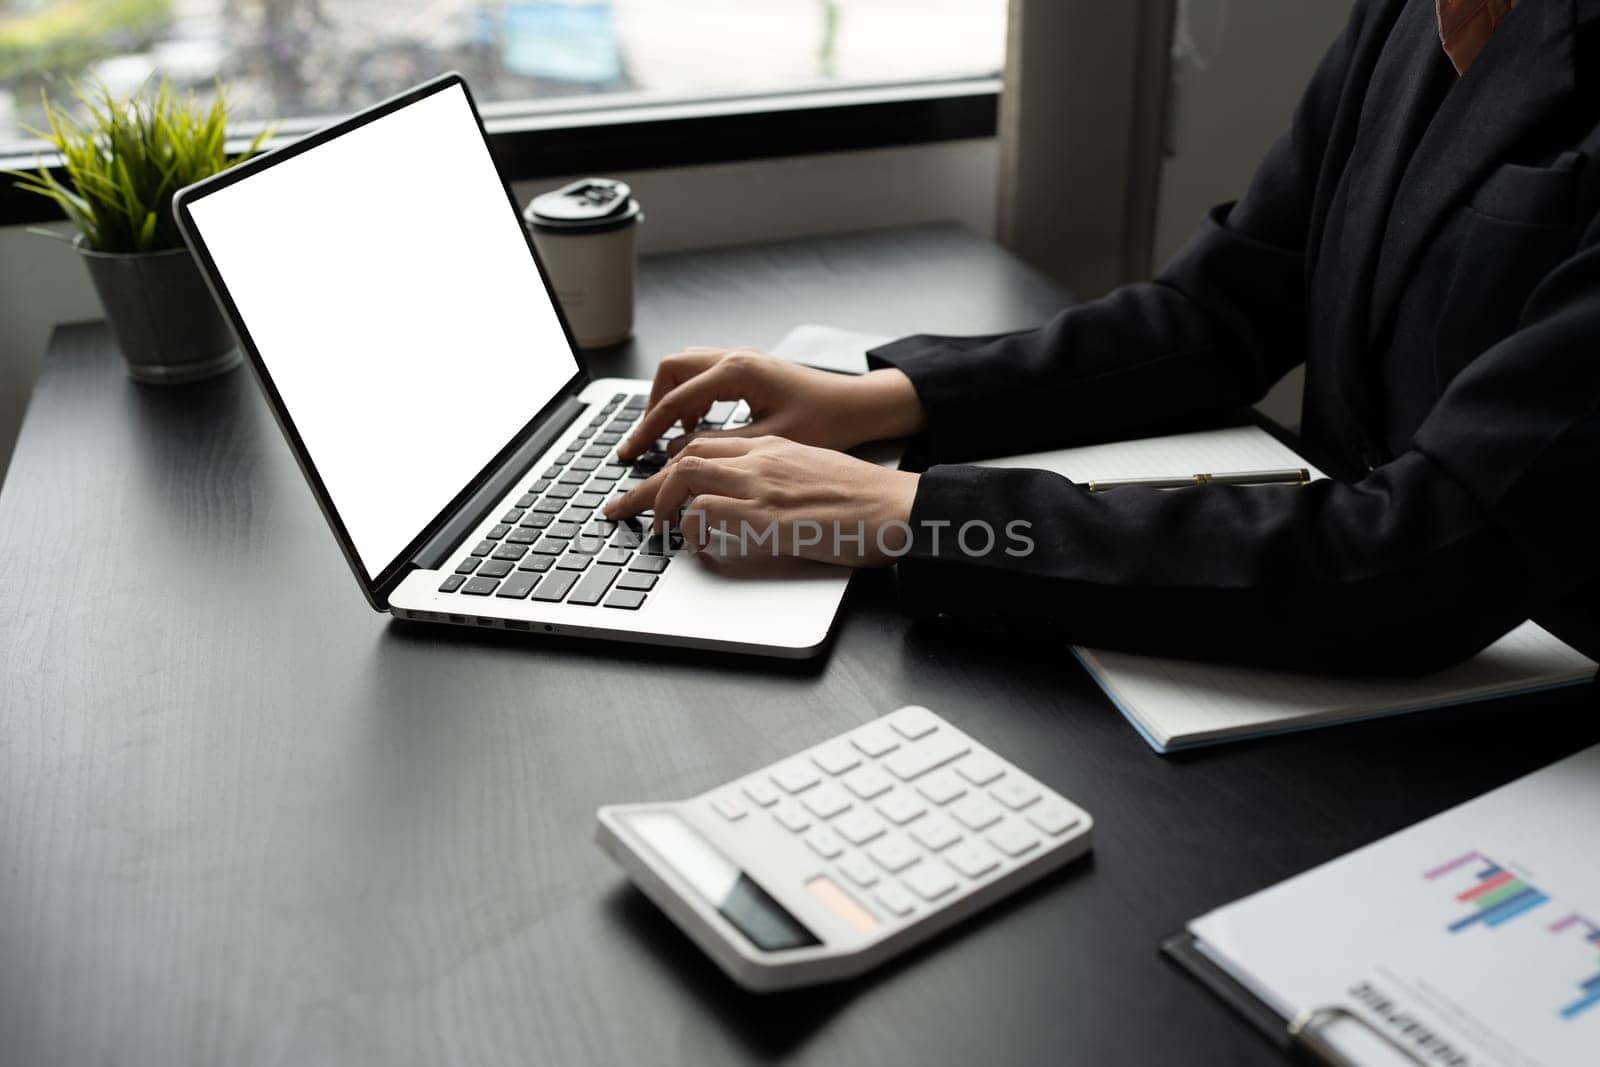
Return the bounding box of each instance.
[0,78,999,228]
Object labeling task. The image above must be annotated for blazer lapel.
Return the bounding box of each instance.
[1367,0,1578,342]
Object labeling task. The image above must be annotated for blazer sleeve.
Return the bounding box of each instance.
[891,219,1600,675]
[869,1,1372,462]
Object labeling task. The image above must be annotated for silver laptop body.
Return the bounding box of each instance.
[176,74,872,658]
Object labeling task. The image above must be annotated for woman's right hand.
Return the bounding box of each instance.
[617,347,926,461]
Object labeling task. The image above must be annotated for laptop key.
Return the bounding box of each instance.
[455,557,481,575]
[593,464,628,481]
[567,564,622,606]
[501,508,526,524]
[604,589,648,610]
[530,569,579,602]
[438,573,467,592]
[461,576,499,596]
[544,465,565,479]
[582,444,610,460]
[488,523,511,540]
[583,519,618,538]
[594,433,622,446]
[519,512,555,530]
[573,492,607,510]
[559,507,592,525]
[597,547,633,567]
[572,457,601,472]
[496,573,539,599]
[532,538,567,555]
[557,470,587,487]
[611,525,644,549]
[615,571,656,591]
[545,482,577,499]
[515,493,537,509]
[629,555,669,574]
[556,552,592,571]
[471,539,496,557]
[517,553,554,572]
[545,521,580,540]
[478,559,514,578]
[506,527,539,545]
[533,498,565,514]
[528,479,551,494]
[491,544,526,561]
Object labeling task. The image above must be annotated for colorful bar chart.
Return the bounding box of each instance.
[1549,913,1600,1021]
[1426,851,1550,933]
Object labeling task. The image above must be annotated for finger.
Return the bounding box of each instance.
[671,435,760,460]
[622,358,749,459]
[651,455,762,537]
[646,350,725,410]
[667,421,771,456]
[602,467,666,521]
[679,494,764,551]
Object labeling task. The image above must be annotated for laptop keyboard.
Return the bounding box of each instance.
[435,391,750,610]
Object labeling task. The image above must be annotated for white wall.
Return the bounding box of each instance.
[0,137,999,481]
[1156,0,1357,427]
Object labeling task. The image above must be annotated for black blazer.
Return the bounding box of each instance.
[870,0,1600,673]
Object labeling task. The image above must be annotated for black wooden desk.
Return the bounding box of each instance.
[3,223,1596,1067]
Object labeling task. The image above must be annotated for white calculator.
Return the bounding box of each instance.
[595,706,1093,991]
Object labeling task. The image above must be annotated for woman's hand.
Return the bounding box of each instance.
[603,436,921,567]
[617,347,925,461]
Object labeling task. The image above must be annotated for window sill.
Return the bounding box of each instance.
[1,78,999,228]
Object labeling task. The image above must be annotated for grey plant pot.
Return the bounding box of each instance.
[76,236,242,385]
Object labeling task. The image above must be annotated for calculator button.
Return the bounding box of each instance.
[742,778,780,807]
[883,734,971,781]
[874,882,917,918]
[903,863,959,902]
[834,809,887,846]
[909,815,962,852]
[887,706,940,740]
[772,802,811,833]
[876,791,928,826]
[771,761,821,794]
[839,854,879,888]
[916,770,968,806]
[803,828,845,860]
[850,724,901,758]
[711,795,747,822]
[956,753,1006,786]
[950,795,1003,832]
[991,778,1042,811]
[988,821,1042,858]
[868,836,921,874]
[1027,802,1084,837]
[811,743,861,776]
[946,840,1000,879]
[840,765,894,800]
[801,783,852,820]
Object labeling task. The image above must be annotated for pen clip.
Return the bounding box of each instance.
[1288,1006,1430,1067]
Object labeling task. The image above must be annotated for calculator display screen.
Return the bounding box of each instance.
[627,811,820,952]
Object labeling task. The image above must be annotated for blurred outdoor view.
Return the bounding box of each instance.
[0,0,1006,152]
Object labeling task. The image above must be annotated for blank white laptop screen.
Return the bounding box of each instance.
[185,83,579,578]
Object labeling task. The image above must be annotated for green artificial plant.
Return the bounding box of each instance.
[5,77,272,254]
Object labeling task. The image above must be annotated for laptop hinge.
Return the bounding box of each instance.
[407,394,588,574]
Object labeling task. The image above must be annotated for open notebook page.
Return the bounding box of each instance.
[975,426,1595,752]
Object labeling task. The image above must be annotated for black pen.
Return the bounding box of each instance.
[1084,467,1311,492]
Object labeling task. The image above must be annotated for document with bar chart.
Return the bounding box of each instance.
[1185,743,1600,1066]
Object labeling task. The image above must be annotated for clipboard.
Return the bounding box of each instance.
[1161,933,1429,1067]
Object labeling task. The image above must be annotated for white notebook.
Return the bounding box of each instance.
[976,426,1598,753]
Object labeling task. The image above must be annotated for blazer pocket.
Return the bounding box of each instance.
[1466,151,1584,225]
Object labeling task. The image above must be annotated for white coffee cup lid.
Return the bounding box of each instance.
[525,178,641,234]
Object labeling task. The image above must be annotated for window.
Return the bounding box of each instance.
[0,0,1006,154]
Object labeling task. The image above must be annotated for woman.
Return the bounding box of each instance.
[606,0,1600,674]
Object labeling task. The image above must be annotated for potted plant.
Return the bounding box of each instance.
[5,78,271,384]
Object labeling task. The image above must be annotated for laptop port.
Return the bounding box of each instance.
[448,614,467,624]
[505,620,530,631]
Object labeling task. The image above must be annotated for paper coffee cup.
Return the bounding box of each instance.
[524,178,643,349]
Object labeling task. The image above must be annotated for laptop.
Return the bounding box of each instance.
[175,73,883,658]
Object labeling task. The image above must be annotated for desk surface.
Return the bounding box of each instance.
[3,223,1597,1067]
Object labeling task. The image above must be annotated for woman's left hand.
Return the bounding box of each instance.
[602,436,921,567]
